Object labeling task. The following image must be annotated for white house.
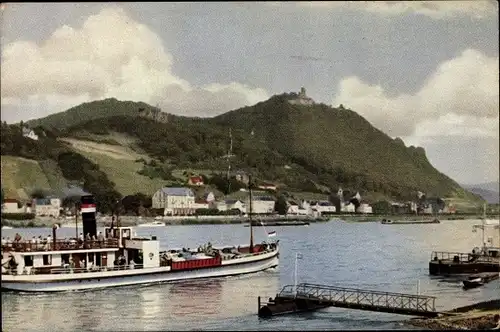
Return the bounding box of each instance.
[214,201,228,212]
[192,199,210,211]
[246,196,276,214]
[2,199,24,213]
[257,183,278,191]
[341,202,356,213]
[22,127,39,141]
[152,187,195,215]
[287,201,300,215]
[422,205,433,215]
[225,199,246,213]
[314,201,336,214]
[33,197,61,218]
[356,203,373,214]
[204,192,215,203]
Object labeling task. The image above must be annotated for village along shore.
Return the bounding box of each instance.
[1,212,494,228]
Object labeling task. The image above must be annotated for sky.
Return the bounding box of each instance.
[1,2,499,186]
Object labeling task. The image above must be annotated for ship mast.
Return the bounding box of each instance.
[249,174,254,253]
[226,128,233,194]
[482,203,486,250]
[75,201,79,239]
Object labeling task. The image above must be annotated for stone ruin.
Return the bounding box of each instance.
[138,107,169,124]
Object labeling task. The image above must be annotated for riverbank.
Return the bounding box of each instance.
[408,300,500,330]
[340,214,492,223]
[2,213,493,228]
[1,215,330,228]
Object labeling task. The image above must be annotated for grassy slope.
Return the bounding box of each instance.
[1,156,52,199]
[60,137,161,196]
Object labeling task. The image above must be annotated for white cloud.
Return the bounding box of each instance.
[293,1,496,19]
[332,49,499,184]
[0,6,269,122]
[332,49,499,138]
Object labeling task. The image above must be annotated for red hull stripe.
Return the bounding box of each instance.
[81,204,96,209]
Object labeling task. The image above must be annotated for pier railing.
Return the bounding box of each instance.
[430,251,499,264]
[279,283,436,313]
[2,239,119,253]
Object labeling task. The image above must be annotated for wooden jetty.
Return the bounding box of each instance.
[258,283,438,318]
[429,251,500,275]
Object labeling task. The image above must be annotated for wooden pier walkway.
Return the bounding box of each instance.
[258,283,439,318]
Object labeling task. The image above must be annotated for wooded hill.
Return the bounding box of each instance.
[2,94,482,212]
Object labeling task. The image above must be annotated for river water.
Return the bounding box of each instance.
[2,219,499,331]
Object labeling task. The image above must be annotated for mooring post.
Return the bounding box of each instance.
[258,296,261,313]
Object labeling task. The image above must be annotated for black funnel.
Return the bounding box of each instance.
[81,195,97,238]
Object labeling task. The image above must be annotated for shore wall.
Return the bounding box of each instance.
[448,299,500,313]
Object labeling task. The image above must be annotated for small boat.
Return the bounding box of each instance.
[462,272,499,289]
[137,220,166,227]
[1,226,13,230]
[463,276,484,289]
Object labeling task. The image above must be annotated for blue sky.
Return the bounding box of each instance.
[1,2,498,185]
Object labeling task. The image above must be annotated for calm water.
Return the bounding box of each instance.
[2,219,499,331]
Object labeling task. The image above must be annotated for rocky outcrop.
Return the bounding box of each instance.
[138,107,169,124]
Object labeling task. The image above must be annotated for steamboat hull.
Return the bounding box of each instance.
[2,252,278,292]
[429,261,500,275]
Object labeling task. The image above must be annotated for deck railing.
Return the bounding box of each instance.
[49,264,144,274]
[430,251,499,264]
[1,239,119,253]
[2,264,145,276]
[280,283,436,313]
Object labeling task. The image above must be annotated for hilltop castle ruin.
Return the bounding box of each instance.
[288,87,315,106]
[138,107,169,124]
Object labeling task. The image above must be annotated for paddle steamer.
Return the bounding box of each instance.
[1,192,279,292]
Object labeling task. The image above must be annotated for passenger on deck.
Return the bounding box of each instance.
[493,314,500,330]
[79,233,84,242]
[86,233,91,241]
[1,237,5,247]
[14,233,21,243]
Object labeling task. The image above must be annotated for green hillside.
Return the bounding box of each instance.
[25,98,160,130]
[1,156,52,199]
[2,94,484,210]
[210,94,479,201]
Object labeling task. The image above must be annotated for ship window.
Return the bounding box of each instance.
[61,254,70,265]
[88,253,94,263]
[24,255,33,267]
[42,255,52,266]
[95,253,101,266]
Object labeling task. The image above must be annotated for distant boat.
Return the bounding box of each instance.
[137,221,166,227]
[61,222,83,228]
[245,221,310,227]
[1,226,13,230]
[381,218,440,225]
